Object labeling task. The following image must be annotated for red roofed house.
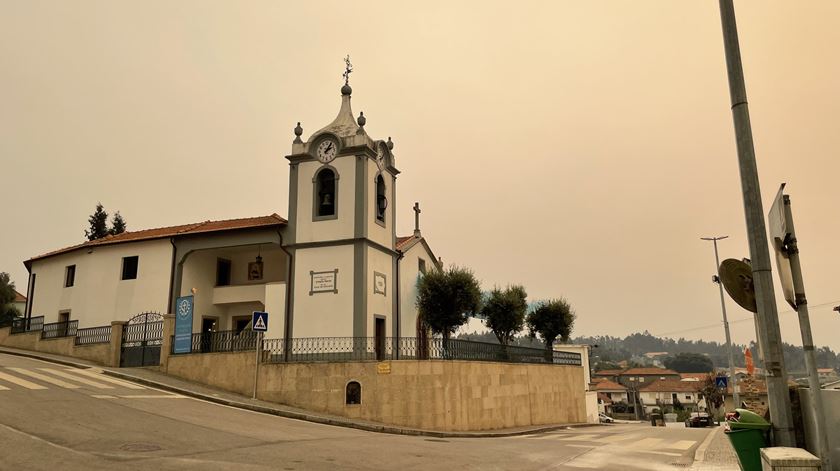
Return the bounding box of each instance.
[18,81,442,359]
[12,290,26,315]
[617,367,681,388]
[638,379,704,415]
[593,379,628,415]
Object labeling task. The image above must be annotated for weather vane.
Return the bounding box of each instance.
[342,55,353,85]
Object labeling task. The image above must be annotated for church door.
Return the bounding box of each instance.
[374,318,386,361]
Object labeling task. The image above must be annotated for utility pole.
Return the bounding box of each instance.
[701,235,740,409]
[782,195,831,469]
[717,0,795,446]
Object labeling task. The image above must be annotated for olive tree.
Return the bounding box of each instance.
[480,285,528,346]
[416,265,482,341]
[526,298,576,360]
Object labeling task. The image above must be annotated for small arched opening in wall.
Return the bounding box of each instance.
[345,381,361,405]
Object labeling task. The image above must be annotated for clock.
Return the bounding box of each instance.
[316,139,338,163]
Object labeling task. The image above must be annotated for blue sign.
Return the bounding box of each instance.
[174,296,194,354]
[252,311,268,332]
[715,376,728,389]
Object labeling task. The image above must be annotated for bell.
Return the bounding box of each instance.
[321,193,333,206]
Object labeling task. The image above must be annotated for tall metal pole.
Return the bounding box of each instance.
[702,236,740,409]
[717,0,795,446]
[783,195,831,469]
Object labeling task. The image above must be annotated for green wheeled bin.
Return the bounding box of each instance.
[725,409,770,471]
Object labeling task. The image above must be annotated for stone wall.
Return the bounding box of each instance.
[0,326,113,366]
[164,351,586,432]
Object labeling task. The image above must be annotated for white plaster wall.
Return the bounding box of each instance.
[366,158,394,249]
[366,245,393,337]
[264,282,285,339]
[294,156,356,244]
[398,242,434,338]
[799,389,840,469]
[221,247,286,285]
[29,239,173,327]
[180,250,225,331]
[291,245,354,338]
[555,344,590,385]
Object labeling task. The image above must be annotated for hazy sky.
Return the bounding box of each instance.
[2,1,838,351]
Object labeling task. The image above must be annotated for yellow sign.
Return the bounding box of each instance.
[377,361,391,375]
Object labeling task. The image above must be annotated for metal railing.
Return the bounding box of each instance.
[75,325,112,345]
[10,316,44,334]
[258,337,582,366]
[41,320,78,339]
[122,320,163,347]
[171,330,258,354]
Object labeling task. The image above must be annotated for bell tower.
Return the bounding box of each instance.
[284,59,400,345]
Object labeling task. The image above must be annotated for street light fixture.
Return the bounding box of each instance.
[701,235,740,409]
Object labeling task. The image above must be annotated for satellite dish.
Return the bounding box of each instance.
[719,258,757,313]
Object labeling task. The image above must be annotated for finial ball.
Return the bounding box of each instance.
[341,84,352,96]
[294,122,303,137]
[357,112,366,127]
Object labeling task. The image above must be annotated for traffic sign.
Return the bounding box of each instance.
[715,376,728,389]
[252,311,268,332]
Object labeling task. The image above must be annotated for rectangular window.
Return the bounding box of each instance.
[686,395,691,400]
[64,265,76,287]
[216,258,231,286]
[121,256,139,280]
[418,258,426,275]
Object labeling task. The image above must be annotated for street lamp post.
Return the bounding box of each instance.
[701,235,740,410]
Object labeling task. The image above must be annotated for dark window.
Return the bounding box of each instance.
[315,168,336,217]
[64,265,76,287]
[375,175,386,223]
[346,381,361,405]
[418,258,426,275]
[121,256,139,280]
[216,259,231,286]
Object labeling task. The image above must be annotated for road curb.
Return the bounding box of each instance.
[0,347,598,438]
[694,426,722,463]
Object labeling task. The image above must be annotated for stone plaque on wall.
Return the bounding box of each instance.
[310,269,338,295]
[373,272,386,295]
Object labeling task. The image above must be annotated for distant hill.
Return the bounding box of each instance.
[455,330,839,373]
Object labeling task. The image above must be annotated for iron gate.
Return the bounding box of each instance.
[120,312,163,367]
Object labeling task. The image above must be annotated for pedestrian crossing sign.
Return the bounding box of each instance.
[252,311,268,332]
[715,376,728,389]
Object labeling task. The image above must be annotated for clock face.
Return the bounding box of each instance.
[316,139,338,163]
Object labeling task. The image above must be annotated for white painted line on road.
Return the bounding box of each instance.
[635,449,681,457]
[0,370,47,390]
[596,433,638,443]
[38,368,113,389]
[558,434,598,441]
[8,368,81,389]
[91,394,117,399]
[117,394,186,399]
[0,384,8,390]
[668,440,695,450]
[566,444,595,449]
[68,369,146,389]
[634,437,664,449]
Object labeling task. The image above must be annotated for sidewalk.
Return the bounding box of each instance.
[0,346,595,439]
[691,425,741,470]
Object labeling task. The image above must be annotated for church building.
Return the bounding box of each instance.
[21,73,441,348]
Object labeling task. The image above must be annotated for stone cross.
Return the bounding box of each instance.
[413,202,421,237]
[342,55,353,85]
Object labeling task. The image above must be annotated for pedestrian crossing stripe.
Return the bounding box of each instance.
[0,367,149,391]
[7,367,81,389]
[71,369,146,389]
[38,368,114,389]
[0,370,47,390]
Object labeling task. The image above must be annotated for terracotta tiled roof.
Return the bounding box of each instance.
[593,379,627,391]
[396,235,419,251]
[597,392,613,404]
[28,214,287,263]
[639,379,702,393]
[817,368,836,374]
[621,367,680,376]
[13,290,26,303]
[593,369,624,376]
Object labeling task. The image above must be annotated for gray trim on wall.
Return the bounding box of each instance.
[354,155,367,239]
[288,237,398,257]
[287,164,299,245]
[353,241,367,338]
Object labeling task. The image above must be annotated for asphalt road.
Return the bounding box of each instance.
[0,353,715,470]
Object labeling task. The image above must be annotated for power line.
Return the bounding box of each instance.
[654,300,840,338]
